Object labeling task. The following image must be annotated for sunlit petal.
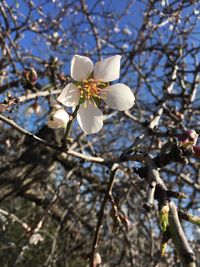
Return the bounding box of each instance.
[77,101,103,134]
[57,83,80,107]
[93,55,121,82]
[101,83,135,111]
[71,55,93,81]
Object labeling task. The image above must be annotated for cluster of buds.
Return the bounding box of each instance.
[178,130,200,158]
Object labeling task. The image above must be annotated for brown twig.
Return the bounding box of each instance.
[89,163,119,267]
[0,114,145,165]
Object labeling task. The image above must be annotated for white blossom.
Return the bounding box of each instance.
[57,55,135,134]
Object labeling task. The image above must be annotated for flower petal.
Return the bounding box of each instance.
[77,101,103,134]
[101,83,135,111]
[93,55,121,82]
[47,108,69,129]
[57,83,80,107]
[71,55,93,81]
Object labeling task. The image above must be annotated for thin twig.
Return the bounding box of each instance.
[0,114,145,164]
[90,163,119,267]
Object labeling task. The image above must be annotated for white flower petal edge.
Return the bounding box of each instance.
[71,55,94,81]
[77,101,103,134]
[47,109,69,129]
[93,55,121,82]
[57,83,80,107]
[101,83,135,111]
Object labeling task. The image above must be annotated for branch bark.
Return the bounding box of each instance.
[169,202,196,267]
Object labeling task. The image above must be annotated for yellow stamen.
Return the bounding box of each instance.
[79,79,107,103]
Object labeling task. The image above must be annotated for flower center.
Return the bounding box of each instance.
[82,79,101,100]
[76,79,108,106]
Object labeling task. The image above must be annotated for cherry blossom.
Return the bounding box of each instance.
[57,55,135,134]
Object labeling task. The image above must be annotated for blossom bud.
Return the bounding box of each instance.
[94,252,102,267]
[159,204,169,232]
[47,105,69,129]
[26,102,41,115]
[21,68,38,87]
[32,102,41,114]
[29,233,44,245]
[178,130,198,148]
[29,68,37,84]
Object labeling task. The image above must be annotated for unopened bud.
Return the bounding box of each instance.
[29,68,37,84]
[26,102,41,115]
[159,204,169,232]
[32,102,41,114]
[47,106,69,129]
[29,233,43,245]
[94,252,102,267]
[22,68,37,86]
